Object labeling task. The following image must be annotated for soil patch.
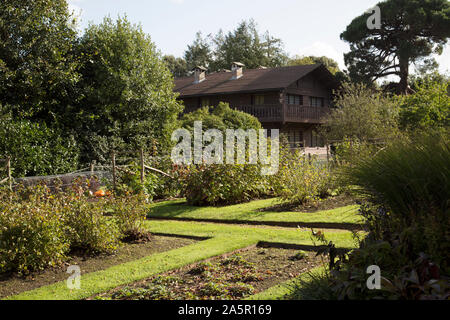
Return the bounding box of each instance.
[0,235,197,298]
[94,245,323,300]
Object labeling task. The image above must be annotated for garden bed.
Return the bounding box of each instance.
[0,235,197,298]
[93,245,323,300]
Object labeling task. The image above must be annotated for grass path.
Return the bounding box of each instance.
[149,198,362,226]
[5,199,363,300]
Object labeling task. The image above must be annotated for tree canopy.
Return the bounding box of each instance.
[76,16,182,162]
[320,82,399,142]
[163,55,189,78]
[341,0,450,94]
[183,20,287,73]
[0,0,80,121]
[288,55,341,74]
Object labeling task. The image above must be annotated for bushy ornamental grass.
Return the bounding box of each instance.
[345,133,449,268]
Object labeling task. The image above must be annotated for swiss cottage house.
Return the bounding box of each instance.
[173,63,339,148]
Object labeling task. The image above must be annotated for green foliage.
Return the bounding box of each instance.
[0,186,69,275]
[184,20,287,72]
[76,16,182,163]
[108,193,150,241]
[287,55,341,75]
[320,82,399,142]
[0,178,151,274]
[272,146,335,204]
[184,31,213,71]
[163,55,189,78]
[0,118,80,177]
[62,198,121,254]
[182,163,270,206]
[180,102,262,133]
[397,81,450,131]
[0,0,80,120]
[180,102,268,206]
[341,0,450,93]
[345,133,449,269]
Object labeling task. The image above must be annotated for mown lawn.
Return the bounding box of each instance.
[149,198,363,225]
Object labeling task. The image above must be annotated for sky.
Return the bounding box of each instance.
[68,0,449,77]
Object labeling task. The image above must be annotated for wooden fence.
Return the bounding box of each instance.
[1,148,174,192]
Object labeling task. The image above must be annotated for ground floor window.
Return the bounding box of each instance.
[287,130,303,149]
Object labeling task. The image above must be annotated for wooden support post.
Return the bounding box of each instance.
[90,160,96,175]
[6,156,12,192]
[140,148,145,184]
[112,151,116,191]
[326,143,330,165]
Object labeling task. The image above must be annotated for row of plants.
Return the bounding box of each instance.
[0,179,150,275]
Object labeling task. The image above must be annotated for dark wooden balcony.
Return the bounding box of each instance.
[234,104,330,124]
[183,104,330,124]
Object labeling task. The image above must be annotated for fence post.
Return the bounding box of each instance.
[326,142,330,165]
[112,151,116,191]
[140,148,145,184]
[6,156,12,192]
[90,160,96,175]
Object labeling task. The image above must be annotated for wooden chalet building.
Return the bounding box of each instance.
[173,63,339,148]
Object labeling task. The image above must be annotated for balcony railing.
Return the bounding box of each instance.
[235,104,330,123]
[285,105,330,123]
[234,105,282,122]
[183,104,330,123]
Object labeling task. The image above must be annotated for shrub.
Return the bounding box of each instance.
[109,192,150,242]
[272,147,335,204]
[61,197,121,254]
[182,163,270,206]
[0,186,69,274]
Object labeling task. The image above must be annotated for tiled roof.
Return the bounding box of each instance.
[174,64,328,97]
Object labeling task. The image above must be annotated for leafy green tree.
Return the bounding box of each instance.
[288,55,341,74]
[320,82,399,142]
[163,55,189,78]
[397,80,450,131]
[211,20,287,71]
[341,0,450,94]
[77,16,182,162]
[184,32,213,71]
[0,0,80,121]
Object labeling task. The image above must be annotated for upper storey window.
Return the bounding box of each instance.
[310,96,324,107]
[287,94,303,105]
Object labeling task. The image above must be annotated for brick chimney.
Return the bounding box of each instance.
[231,62,244,80]
[193,66,207,84]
